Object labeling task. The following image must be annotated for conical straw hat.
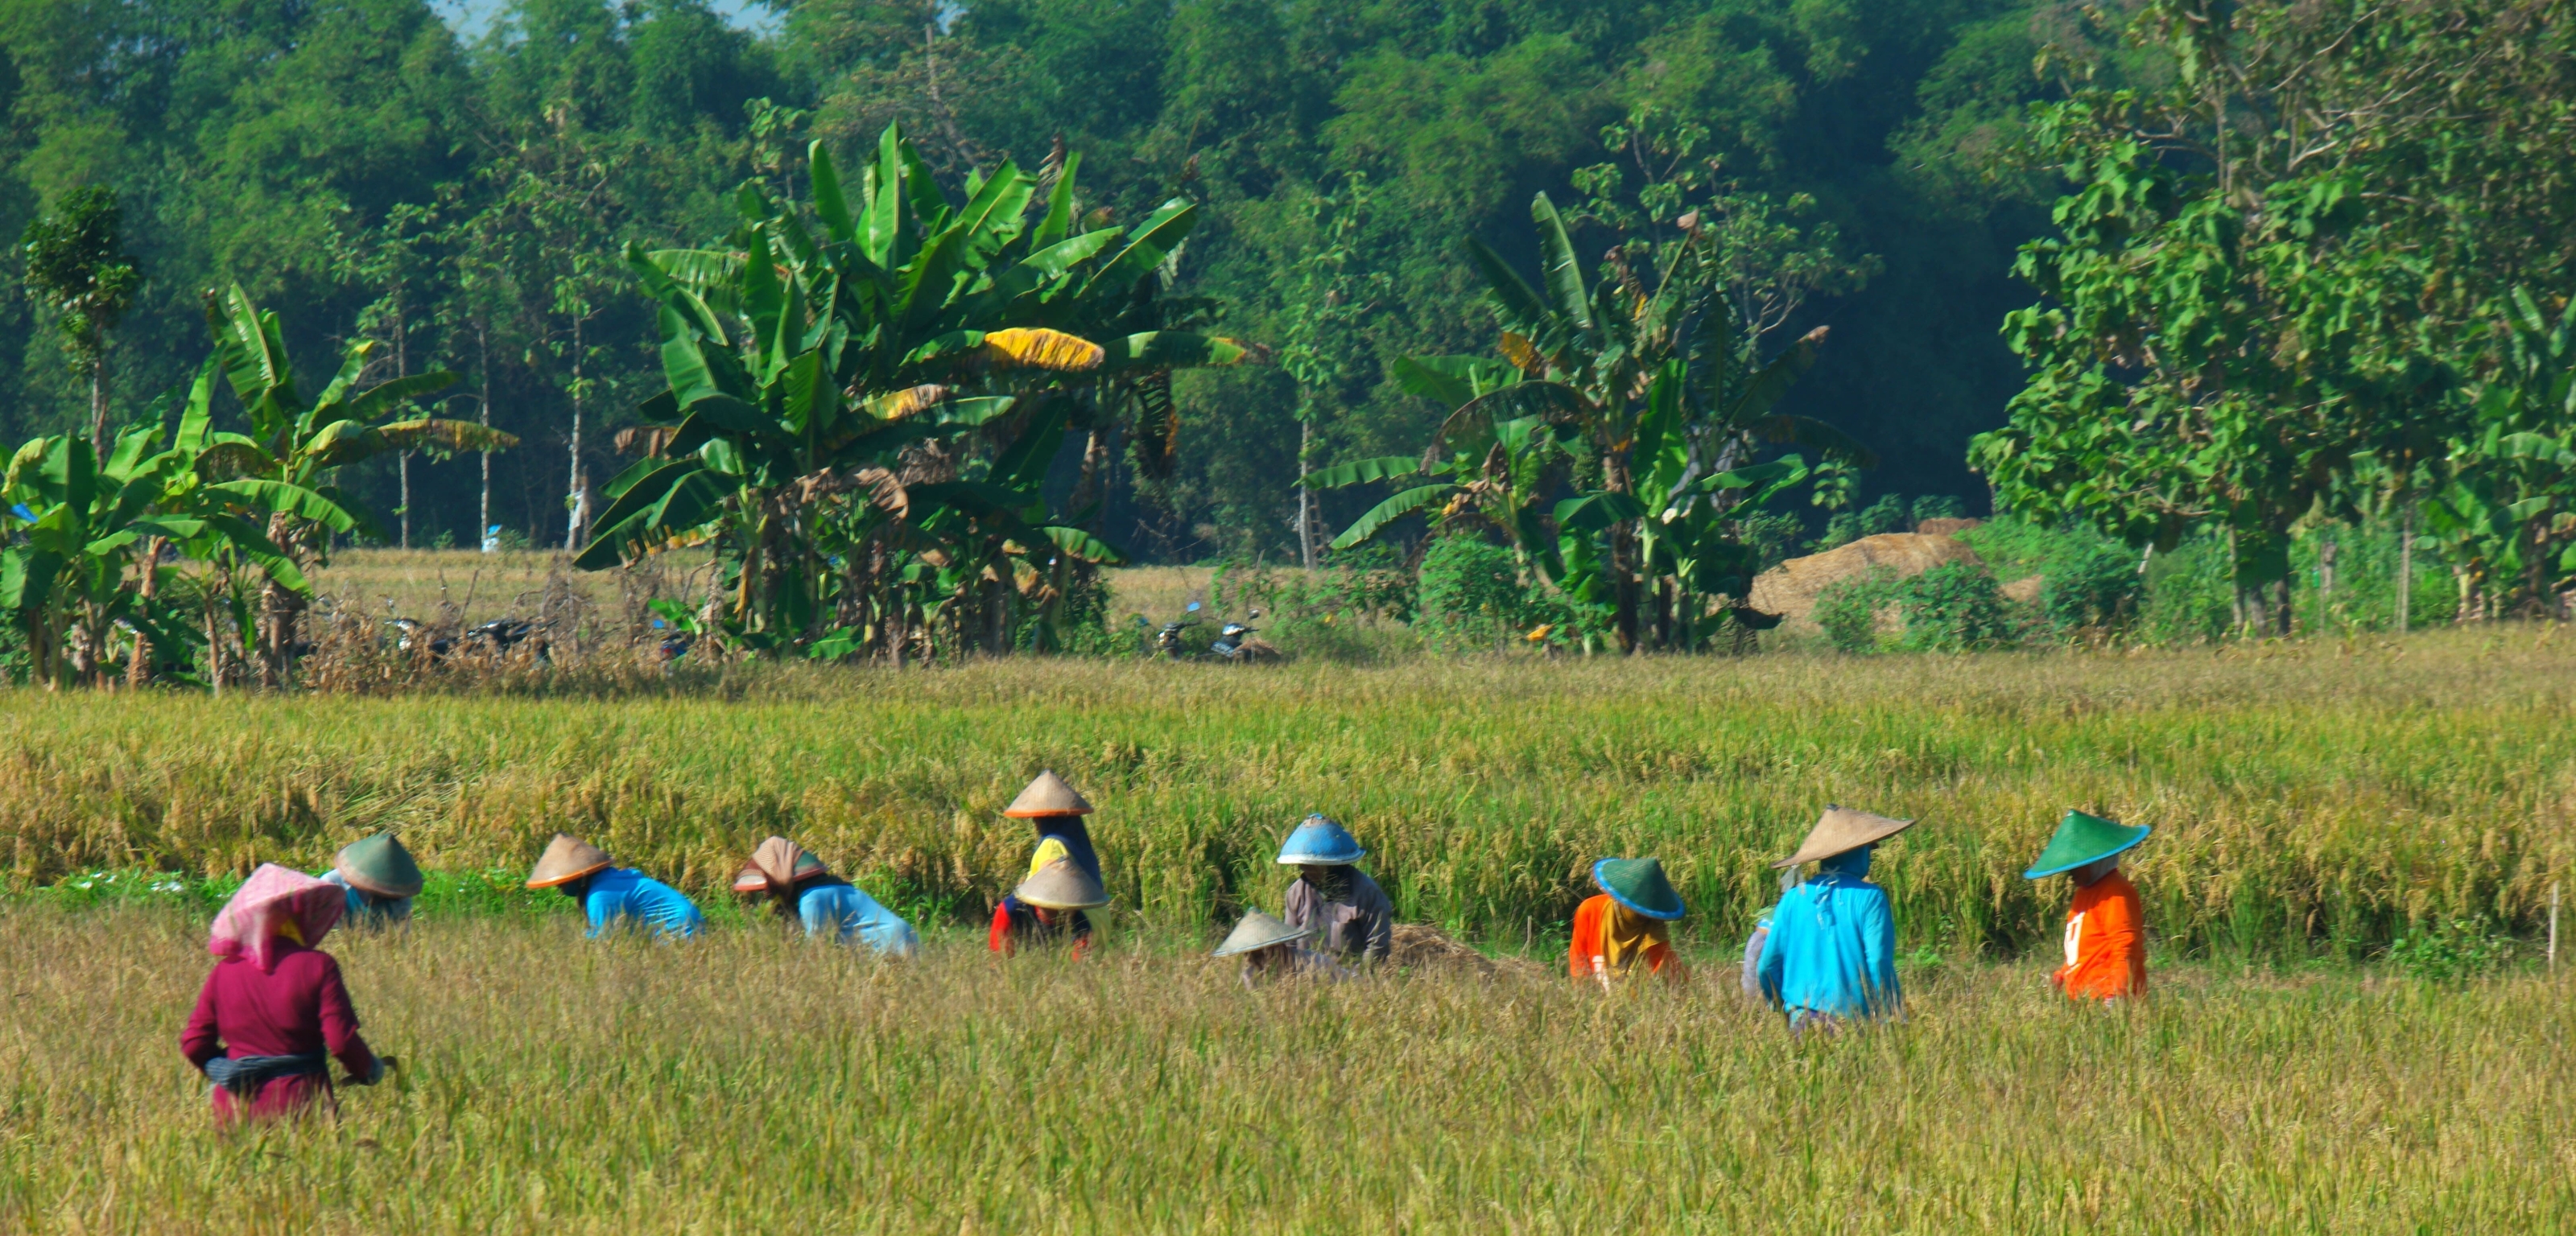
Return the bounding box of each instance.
[1013,857,1109,909]
[1212,911,1312,958]
[526,833,613,889]
[733,836,831,892]
[2022,810,2151,880]
[336,832,423,898]
[1592,857,1686,921]
[1004,770,1093,818]
[1770,805,1916,869]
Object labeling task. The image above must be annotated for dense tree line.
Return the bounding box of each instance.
[0,0,2080,559]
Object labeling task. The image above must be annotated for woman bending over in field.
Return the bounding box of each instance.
[316,832,421,929]
[1569,857,1688,987]
[1757,807,1911,1032]
[181,865,391,1125]
[524,833,704,939]
[990,859,1108,956]
[1215,911,1355,989]
[734,836,919,957]
[989,771,1108,958]
[1276,815,1393,965]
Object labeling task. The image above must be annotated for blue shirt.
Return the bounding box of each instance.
[798,883,919,957]
[583,867,704,939]
[317,869,412,928]
[1757,872,1900,1019]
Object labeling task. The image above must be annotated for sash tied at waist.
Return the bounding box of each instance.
[203,1052,328,1099]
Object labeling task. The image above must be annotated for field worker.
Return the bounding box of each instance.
[1006,768,1103,880]
[524,833,704,940]
[1567,858,1687,987]
[181,864,393,1124]
[1737,868,1802,1001]
[989,857,1108,957]
[1277,814,1393,964]
[733,836,919,958]
[1213,911,1354,990]
[2025,810,2151,1000]
[316,832,421,929]
[1757,806,1913,1032]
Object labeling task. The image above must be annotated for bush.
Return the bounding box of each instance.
[2384,917,2516,981]
[2041,540,2143,633]
[1814,567,1897,653]
[1416,536,1538,650]
[1814,562,2020,653]
[1911,494,1967,525]
[1893,562,2020,652]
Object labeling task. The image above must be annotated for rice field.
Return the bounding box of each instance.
[2,906,2569,1234]
[7,628,2575,954]
[7,631,2576,1231]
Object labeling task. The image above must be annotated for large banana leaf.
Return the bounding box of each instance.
[1099,332,1245,373]
[1038,525,1128,566]
[377,419,521,453]
[1302,456,1450,489]
[205,480,360,533]
[1079,200,1196,301]
[1529,193,1592,331]
[1330,484,1459,550]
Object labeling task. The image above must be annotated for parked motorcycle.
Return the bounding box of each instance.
[1208,616,1282,664]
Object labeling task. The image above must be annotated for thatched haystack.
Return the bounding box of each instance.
[1745,532,1982,628]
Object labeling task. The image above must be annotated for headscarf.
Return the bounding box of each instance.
[1800,844,1874,929]
[1600,898,1670,972]
[1300,864,1355,903]
[1030,815,1101,883]
[737,837,845,913]
[208,864,345,973]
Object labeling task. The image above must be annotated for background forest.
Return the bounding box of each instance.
[0,0,2074,559]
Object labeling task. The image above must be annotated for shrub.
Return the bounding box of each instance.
[1415,536,1536,650]
[1910,494,1967,525]
[1893,562,2020,652]
[2041,540,2144,633]
[2384,917,2516,982]
[1814,567,1897,653]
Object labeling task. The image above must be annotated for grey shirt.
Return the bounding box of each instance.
[1282,867,1394,963]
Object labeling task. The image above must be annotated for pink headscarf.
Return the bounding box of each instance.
[208,863,347,973]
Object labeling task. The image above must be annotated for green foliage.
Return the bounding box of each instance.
[1415,536,1539,651]
[2384,917,2518,983]
[1892,562,2018,652]
[1813,566,1894,653]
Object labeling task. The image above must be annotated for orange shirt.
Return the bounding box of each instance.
[2054,870,2146,999]
[1567,894,1678,983]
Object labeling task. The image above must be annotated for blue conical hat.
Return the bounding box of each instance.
[1276,814,1365,865]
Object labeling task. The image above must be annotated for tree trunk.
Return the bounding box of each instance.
[126,535,166,688]
[88,337,108,460]
[256,515,306,688]
[478,318,493,552]
[1297,418,1316,571]
[394,292,411,550]
[2396,503,2413,634]
[565,315,589,549]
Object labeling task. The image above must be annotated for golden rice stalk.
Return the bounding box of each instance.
[980,328,1105,373]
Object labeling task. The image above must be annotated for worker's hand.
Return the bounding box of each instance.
[1591,954,1611,992]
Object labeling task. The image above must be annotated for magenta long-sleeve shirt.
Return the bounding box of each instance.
[180,944,377,1120]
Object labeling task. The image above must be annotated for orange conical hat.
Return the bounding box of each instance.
[1003,770,1093,818]
[526,833,613,889]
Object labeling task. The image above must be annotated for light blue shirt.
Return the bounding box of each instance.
[1757,850,1901,1020]
[318,869,412,928]
[798,884,919,957]
[583,867,704,939]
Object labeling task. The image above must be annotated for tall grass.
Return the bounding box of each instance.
[2,906,2567,1233]
[8,630,2574,956]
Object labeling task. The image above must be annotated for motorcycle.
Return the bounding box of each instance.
[1208,616,1282,664]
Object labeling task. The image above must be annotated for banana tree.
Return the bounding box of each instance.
[1316,198,1865,649]
[579,123,1243,657]
[2425,289,2576,616]
[194,286,514,684]
[0,410,310,689]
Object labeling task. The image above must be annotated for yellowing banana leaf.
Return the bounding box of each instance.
[980,328,1105,372]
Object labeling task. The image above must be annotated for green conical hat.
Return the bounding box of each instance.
[1592,857,1686,921]
[335,833,423,898]
[2023,810,2151,880]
